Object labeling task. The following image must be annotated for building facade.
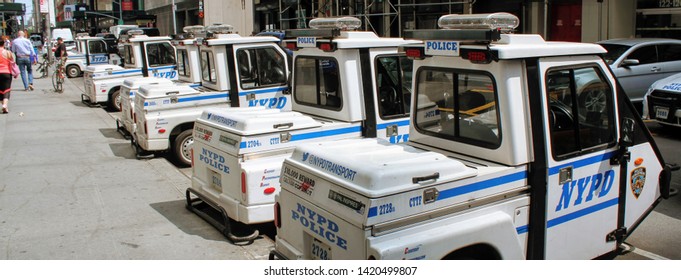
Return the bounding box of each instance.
[144,0,680,42]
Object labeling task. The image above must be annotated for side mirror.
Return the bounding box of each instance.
[621,59,640,67]
[621,117,635,148]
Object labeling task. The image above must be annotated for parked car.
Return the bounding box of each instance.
[643,72,681,128]
[597,38,681,112]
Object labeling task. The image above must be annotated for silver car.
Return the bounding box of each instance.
[598,38,681,106]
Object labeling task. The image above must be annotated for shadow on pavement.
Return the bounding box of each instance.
[100,128,127,140]
[70,100,96,108]
[149,199,229,242]
[109,143,137,159]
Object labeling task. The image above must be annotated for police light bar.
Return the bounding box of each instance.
[76,32,89,38]
[127,29,145,36]
[183,25,205,35]
[438,13,519,32]
[206,24,234,35]
[309,17,361,31]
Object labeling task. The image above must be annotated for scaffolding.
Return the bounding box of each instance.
[277,0,472,37]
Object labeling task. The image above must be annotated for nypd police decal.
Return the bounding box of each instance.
[291,202,348,250]
[630,167,646,199]
[425,41,460,57]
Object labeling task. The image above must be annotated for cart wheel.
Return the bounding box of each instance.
[173,130,194,166]
[66,65,81,78]
[108,89,122,112]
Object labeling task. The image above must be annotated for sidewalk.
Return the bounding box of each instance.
[0,74,273,259]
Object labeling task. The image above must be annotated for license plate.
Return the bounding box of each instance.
[656,107,669,119]
[210,169,222,191]
[311,238,331,260]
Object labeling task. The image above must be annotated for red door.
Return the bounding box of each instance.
[549,1,582,42]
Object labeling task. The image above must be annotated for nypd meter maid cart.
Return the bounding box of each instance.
[116,25,206,140]
[271,13,677,260]
[644,72,681,130]
[82,29,179,111]
[132,24,291,166]
[186,17,420,243]
[65,33,122,78]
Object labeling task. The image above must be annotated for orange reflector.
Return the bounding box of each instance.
[264,187,276,195]
[635,158,644,165]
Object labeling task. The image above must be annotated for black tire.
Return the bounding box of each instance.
[172,129,194,167]
[108,89,122,112]
[66,65,81,78]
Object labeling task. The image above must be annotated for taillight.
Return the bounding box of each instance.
[274,202,281,228]
[405,48,424,60]
[286,42,298,51]
[144,121,148,135]
[319,43,335,52]
[133,112,137,124]
[158,128,166,134]
[129,108,133,119]
[466,51,491,64]
[241,172,246,194]
[190,148,194,167]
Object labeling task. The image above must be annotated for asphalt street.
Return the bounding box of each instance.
[0,71,679,260]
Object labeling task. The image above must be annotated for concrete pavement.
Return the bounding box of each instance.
[0,73,274,259]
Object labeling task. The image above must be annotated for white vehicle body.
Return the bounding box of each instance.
[272,14,673,260]
[65,36,122,78]
[52,28,76,51]
[643,72,681,127]
[133,32,291,166]
[116,36,203,140]
[82,35,178,109]
[187,21,419,242]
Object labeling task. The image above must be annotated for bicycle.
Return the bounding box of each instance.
[52,58,65,92]
[35,53,53,79]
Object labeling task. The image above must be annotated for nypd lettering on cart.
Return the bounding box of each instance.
[297,37,316,48]
[425,41,460,56]
[291,202,348,250]
[152,71,178,79]
[248,96,287,109]
[198,147,230,174]
[90,55,108,63]
[555,170,615,212]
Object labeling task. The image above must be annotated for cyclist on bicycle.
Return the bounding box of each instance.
[54,37,67,78]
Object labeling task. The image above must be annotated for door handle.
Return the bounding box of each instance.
[651,66,661,72]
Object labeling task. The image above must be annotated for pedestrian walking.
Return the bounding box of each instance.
[0,40,15,113]
[11,31,37,91]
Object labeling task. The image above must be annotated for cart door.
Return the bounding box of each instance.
[144,41,178,80]
[233,44,290,110]
[87,40,109,65]
[373,54,412,143]
[540,57,621,259]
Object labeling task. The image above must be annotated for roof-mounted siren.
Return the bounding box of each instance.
[309,16,362,31]
[205,23,234,42]
[404,13,519,62]
[76,32,89,38]
[438,13,519,33]
[180,25,205,46]
[126,29,146,42]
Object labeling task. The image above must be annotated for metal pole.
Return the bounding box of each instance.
[172,0,177,34]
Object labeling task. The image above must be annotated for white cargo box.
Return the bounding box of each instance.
[136,84,226,112]
[194,108,362,156]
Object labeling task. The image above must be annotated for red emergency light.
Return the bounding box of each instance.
[319,43,335,52]
[405,48,425,60]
